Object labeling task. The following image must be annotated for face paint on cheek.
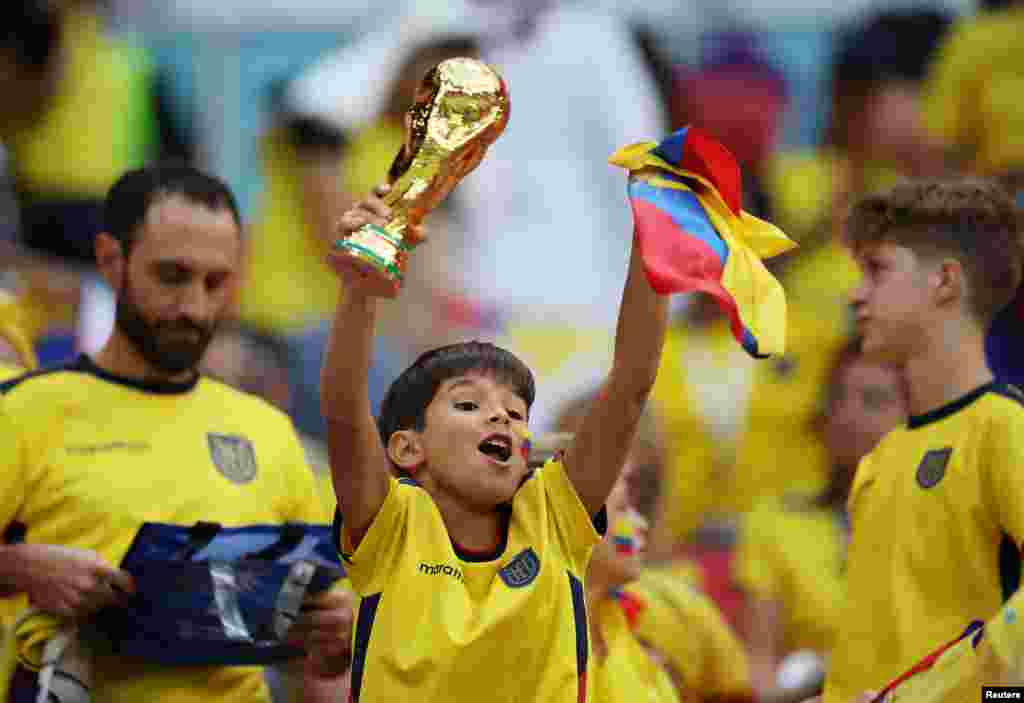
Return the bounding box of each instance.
[515,428,532,461]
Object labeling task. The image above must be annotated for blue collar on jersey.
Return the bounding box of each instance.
[75,354,200,395]
[907,381,998,430]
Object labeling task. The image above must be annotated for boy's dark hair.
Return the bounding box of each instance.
[103,162,242,253]
[377,341,535,446]
[846,179,1023,325]
[1,0,61,73]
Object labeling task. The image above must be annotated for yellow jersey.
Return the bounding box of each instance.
[865,580,1024,699]
[0,355,325,703]
[239,130,342,335]
[0,363,22,383]
[339,119,405,201]
[0,364,24,703]
[240,118,404,336]
[734,495,847,655]
[923,6,1024,176]
[336,460,603,702]
[825,383,1024,702]
[651,305,844,541]
[626,567,752,700]
[590,591,680,703]
[765,150,902,245]
[6,7,154,198]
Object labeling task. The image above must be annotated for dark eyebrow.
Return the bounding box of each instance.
[446,378,480,394]
[153,259,233,278]
[153,259,191,270]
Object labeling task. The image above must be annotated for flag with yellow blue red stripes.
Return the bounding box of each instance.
[609,126,796,358]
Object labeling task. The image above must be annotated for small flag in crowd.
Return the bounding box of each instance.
[609,126,796,358]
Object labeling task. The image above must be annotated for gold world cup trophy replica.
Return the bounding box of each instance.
[332,57,509,297]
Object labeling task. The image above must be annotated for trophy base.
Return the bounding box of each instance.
[331,225,409,298]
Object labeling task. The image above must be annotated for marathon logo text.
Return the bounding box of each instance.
[418,562,464,582]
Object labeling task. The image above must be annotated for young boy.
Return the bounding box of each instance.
[322,183,670,702]
[551,390,753,703]
[822,179,1024,702]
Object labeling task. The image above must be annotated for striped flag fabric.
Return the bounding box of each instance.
[609,126,796,358]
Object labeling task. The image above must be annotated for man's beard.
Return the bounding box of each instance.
[115,281,216,378]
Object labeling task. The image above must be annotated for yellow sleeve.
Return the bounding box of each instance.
[315,471,337,524]
[591,599,681,703]
[539,460,604,574]
[984,404,1024,550]
[277,422,332,525]
[978,590,1024,681]
[921,20,977,149]
[0,402,27,532]
[628,576,752,697]
[0,363,24,383]
[335,477,409,595]
[690,594,752,696]
[733,502,782,600]
[976,403,1024,678]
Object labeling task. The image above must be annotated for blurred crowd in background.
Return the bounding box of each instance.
[1,0,1022,698]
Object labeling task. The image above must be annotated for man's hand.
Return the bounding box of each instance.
[6,543,135,617]
[287,589,355,679]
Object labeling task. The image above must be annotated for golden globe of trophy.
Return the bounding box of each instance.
[332,57,510,297]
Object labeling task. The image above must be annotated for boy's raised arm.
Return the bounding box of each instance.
[321,185,401,544]
[562,237,669,517]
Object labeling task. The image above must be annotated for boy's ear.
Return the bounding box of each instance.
[934,258,965,308]
[387,430,426,473]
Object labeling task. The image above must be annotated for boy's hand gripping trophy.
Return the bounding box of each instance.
[330,57,509,297]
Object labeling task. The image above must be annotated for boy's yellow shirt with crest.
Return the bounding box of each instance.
[336,459,605,702]
[825,384,1024,702]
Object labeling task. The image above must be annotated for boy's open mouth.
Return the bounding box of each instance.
[479,434,513,463]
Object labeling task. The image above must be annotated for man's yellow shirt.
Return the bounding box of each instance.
[923,6,1024,176]
[825,384,1024,702]
[734,495,847,656]
[336,460,604,702]
[0,362,23,703]
[0,355,326,703]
